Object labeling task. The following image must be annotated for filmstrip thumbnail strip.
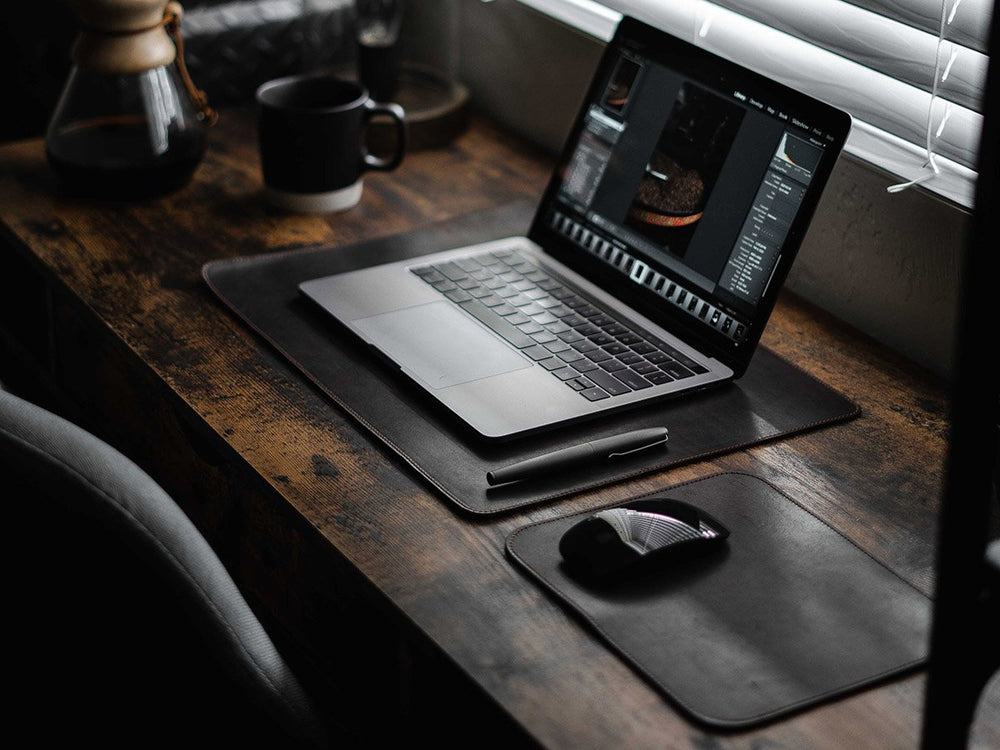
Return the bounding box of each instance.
[550,211,747,342]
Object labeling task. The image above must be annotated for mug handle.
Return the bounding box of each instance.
[362,100,407,172]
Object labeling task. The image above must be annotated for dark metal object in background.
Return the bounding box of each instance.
[182,0,355,106]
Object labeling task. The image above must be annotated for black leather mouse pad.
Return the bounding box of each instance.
[505,472,931,728]
[203,202,859,516]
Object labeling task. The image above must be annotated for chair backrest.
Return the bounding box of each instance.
[0,386,329,747]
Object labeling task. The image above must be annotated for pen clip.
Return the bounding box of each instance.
[607,433,669,459]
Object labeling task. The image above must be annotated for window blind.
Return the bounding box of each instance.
[515,0,993,208]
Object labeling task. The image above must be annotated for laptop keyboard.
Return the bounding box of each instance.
[410,248,709,401]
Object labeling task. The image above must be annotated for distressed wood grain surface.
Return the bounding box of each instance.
[2,107,991,749]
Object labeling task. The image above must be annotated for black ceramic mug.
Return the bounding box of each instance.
[256,74,407,213]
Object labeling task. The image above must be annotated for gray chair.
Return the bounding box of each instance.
[0,386,332,747]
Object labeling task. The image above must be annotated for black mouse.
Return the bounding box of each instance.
[559,497,729,579]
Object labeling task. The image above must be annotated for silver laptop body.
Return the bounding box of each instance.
[299,16,851,440]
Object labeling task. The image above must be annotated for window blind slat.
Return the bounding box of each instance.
[841,0,993,53]
[516,0,622,40]
[710,0,987,111]
[850,119,976,206]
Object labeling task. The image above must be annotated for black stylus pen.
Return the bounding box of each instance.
[486,426,669,486]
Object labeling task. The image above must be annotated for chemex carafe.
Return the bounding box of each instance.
[45,0,216,199]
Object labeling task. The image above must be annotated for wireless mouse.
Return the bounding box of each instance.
[559,497,729,579]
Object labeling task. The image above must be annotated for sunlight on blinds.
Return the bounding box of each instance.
[514,0,992,207]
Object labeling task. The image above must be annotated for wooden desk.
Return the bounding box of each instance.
[0,109,995,749]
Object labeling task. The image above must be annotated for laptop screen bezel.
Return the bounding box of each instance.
[528,15,852,377]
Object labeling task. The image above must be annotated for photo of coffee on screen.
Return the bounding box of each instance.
[603,57,641,113]
[626,84,744,257]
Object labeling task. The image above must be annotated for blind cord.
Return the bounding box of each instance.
[887,0,956,194]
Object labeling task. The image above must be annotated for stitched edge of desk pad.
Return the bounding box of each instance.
[505,472,931,729]
[202,202,860,516]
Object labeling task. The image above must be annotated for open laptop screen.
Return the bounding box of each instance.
[531,16,851,376]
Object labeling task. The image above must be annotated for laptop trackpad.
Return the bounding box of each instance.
[353,301,532,389]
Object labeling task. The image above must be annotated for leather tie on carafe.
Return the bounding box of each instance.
[72,0,216,125]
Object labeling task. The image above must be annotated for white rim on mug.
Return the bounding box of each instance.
[264,180,364,214]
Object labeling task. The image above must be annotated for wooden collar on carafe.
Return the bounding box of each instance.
[71,0,183,74]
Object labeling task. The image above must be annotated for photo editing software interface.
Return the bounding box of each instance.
[547,47,839,346]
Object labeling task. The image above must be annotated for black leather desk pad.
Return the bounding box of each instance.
[203,202,859,516]
[505,472,931,728]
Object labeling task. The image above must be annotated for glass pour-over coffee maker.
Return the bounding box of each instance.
[45,0,216,199]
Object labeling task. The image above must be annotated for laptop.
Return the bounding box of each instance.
[299,15,852,440]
